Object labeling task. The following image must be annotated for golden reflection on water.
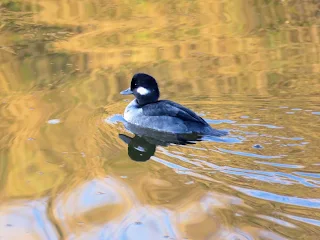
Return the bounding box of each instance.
[0,0,320,239]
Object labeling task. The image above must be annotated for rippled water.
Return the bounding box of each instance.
[0,0,320,239]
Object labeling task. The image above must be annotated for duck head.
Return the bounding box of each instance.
[120,73,160,105]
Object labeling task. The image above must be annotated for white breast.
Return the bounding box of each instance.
[124,99,142,122]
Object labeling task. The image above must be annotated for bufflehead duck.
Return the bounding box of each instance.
[120,73,227,136]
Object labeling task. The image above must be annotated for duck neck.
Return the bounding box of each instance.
[136,96,158,106]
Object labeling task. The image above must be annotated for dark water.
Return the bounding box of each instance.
[0,0,319,239]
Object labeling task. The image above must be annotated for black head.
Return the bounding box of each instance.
[120,73,160,105]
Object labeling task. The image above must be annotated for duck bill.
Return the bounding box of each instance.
[120,88,133,95]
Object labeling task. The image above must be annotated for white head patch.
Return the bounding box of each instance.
[136,87,150,95]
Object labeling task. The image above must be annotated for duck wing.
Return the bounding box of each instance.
[142,100,208,125]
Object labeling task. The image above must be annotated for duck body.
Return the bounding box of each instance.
[121,73,227,137]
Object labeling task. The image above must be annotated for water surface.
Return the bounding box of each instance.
[0,0,319,239]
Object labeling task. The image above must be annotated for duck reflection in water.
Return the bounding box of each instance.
[119,122,203,162]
